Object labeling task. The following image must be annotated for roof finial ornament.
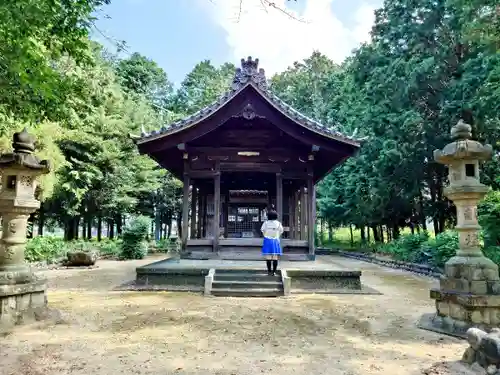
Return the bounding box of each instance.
[232,56,268,91]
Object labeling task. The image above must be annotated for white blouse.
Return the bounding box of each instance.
[261,220,284,240]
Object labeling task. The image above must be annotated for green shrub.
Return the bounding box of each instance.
[25,236,67,263]
[423,230,459,268]
[483,246,500,265]
[119,216,150,260]
[378,232,429,262]
[95,239,121,257]
[478,190,500,248]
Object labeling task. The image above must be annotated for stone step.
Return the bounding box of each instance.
[214,273,282,282]
[212,280,283,289]
[211,287,284,297]
[215,267,281,276]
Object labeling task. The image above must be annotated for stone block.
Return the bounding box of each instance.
[439,276,467,291]
[449,303,466,320]
[0,280,47,332]
[437,301,450,316]
[30,291,46,308]
[15,294,31,311]
[470,280,488,294]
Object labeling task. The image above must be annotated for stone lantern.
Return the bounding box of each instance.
[0,128,50,328]
[418,119,498,337]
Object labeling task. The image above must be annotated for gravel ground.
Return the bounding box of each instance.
[0,255,481,375]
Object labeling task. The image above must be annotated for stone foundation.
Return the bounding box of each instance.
[0,279,48,332]
[418,288,500,338]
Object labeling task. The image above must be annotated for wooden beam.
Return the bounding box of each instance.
[181,160,190,250]
[282,171,308,179]
[276,172,283,222]
[213,161,221,252]
[188,170,216,178]
[190,147,296,157]
[220,162,281,173]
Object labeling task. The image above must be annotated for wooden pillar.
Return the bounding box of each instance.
[202,191,207,238]
[190,184,197,239]
[223,191,229,238]
[181,159,190,250]
[300,185,307,240]
[213,162,221,252]
[307,172,315,255]
[276,172,283,221]
[294,190,300,240]
[288,190,294,239]
[196,187,203,238]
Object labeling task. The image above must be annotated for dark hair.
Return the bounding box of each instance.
[267,210,278,220]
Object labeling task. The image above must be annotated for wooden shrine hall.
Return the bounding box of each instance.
[133,57,361,260]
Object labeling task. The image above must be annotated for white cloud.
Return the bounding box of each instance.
[201,0,377,75]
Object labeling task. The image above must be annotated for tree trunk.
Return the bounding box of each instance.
[392,224,400,240]
[87,216,92,240]
[176,211,182,239]
[97,215,102,241]
[82,219,87,240]
[418,190,427,230]
[38,205,45,236]
[116,214,122,236]
[109,220,115,239]
[372,225,380,242]
[27,213,35,238]
[74,217,80,240]
[360,225,366,242]
[349,225,354,247]
[328,222,333,242]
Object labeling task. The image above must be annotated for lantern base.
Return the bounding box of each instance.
[418,288,500,338]
[0,264,36,285]
[0,278,47,333]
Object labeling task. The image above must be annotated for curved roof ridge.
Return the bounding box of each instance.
[136,56,360,147]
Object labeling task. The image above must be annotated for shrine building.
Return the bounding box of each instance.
[133,57,361,260]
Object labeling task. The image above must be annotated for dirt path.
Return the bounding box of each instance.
[0,255,480,375]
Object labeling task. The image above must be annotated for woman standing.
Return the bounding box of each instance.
[260,209,284,275]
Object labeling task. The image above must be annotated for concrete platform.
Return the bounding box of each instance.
[117,257,381,296]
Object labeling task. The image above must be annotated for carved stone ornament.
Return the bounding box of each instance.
[0,128,51,172]
[232,56,268,91]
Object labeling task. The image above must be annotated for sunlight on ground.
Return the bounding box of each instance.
[0,256,477,375]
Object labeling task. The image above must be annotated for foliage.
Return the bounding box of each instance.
[1,0,498,268]
[25,236,122,263]
[378,233,430,262]
[478,190,500,247]
[25,236,67,263]
[424,231,460,268]
[119,216,151,260]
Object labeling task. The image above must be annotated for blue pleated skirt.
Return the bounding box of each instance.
[262,237,282,256]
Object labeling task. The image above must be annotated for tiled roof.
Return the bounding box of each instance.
[136,57,360,147]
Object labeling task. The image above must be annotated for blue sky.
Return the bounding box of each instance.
[93,0,382,85]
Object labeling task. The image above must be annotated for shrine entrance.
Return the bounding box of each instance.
[132,57,361,260]
[226,205,265,239]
